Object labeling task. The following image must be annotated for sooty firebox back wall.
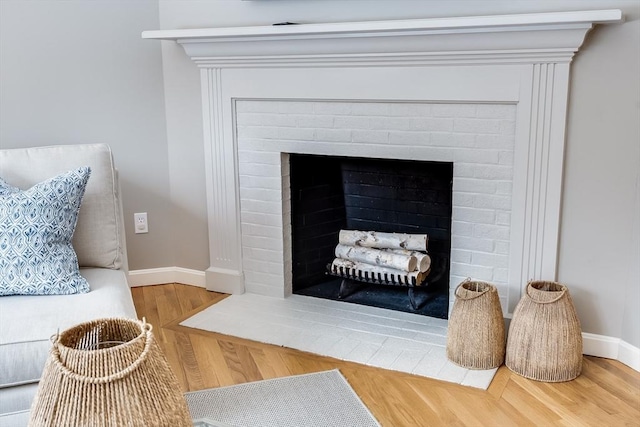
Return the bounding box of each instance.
[289,154,453,318]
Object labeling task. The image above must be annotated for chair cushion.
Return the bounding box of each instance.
[0,268,137,389]
[0,144,124,269]
[0,168,91,296]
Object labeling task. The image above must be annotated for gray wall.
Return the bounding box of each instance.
[0,0,173,270]
[158,0,640,347]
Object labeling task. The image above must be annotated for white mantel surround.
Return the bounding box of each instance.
[144,10,622,315]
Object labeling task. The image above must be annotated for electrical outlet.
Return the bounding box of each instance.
[134,212,148,234]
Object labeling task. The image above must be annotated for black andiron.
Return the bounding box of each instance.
[326,257,446,310]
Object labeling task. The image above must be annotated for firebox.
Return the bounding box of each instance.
[290,153,453,318]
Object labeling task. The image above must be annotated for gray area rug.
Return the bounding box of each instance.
[184,370,380,427]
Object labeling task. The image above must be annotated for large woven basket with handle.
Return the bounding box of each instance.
[29,317,191,426]
[446,279,505,369]
[506,280,583,382]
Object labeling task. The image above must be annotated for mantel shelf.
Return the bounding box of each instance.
[142,9,622,68]
[143,9,622,41]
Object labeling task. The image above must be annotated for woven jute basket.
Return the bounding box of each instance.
[29,317,191,426]
[446,279,505,369]
[506,281,583,382]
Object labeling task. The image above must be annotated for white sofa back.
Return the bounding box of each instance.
[0,144,126,270]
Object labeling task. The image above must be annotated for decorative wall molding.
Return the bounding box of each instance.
[144,10,623,305]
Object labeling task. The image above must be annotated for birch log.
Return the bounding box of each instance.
[339,230,428,251]
[335,244,417,272]
[331,258,428,285]
[383,249,431,272]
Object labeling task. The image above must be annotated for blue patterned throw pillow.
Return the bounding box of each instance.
[0,177,19,195]
[0,167,91,296]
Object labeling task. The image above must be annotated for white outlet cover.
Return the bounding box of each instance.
[134,212,148,234]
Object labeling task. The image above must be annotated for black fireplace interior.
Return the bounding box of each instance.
[290,153,453,319]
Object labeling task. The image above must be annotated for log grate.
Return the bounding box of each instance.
[326,258,445,310]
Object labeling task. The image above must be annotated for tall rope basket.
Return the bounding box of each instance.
[29,317,191,426]
[446,279,505,369]
[506,281,583,382]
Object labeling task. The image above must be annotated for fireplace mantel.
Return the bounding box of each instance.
[144,10,622,313]
[143,10,621,67]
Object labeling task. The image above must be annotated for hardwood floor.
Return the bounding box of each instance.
[132,283,640,427]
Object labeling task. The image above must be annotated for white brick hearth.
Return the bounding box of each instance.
[236,100,515,310]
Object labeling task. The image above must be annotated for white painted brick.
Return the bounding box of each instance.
[242,223,282,239]
[494,268,509,282]
[370,117,417,131]
[473,164,513,180]
[451,220,473,237]
[451,235,494,252]
[475,134,514,149]
[278,101,314,114]
[243,247,283,262]
[454,178,497,194]
[496,211,511,226]
[236,113,274,126]
[238,162,281,177]
[278,127,315,141]
[453,149,500,164]
[500,120,516,135]
[296,115,334,129]
[352,130,389,144]
[473,223,511,240]
[450,262,494,281]
[452,192,474,207]
[431,103,476,118]
[237,125,279,139]
[242,188,281,202]
[315,128,352,142]
[414,117,454,132]
[450,249,472,263]
[235,100,518,307]
[390,103,432,117]
[495,241,510,255]
[498,151,514,165]
[454,118,501,134]
[475,104,516,119]
[430,132,476,148]
[351,103,390,116]
[495,181,513,195]
[453,207,496,224]
[334,116,371,129]
[474,194,512,210]
[388,131,429,145]
[243,259,284,275]
[453,163,476,178]
[471,252,509,269]
[242,211,282,228]
[239,174,281,190]
[240,199,282,215]
[244,270,284,287]
[238,150,281,165]
[314,102,352,115]
[406,147,455,162]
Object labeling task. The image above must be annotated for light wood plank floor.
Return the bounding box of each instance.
[132,283,640,427]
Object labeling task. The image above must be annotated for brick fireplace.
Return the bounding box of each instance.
[236,100,514,316]
[144,9,622,316]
